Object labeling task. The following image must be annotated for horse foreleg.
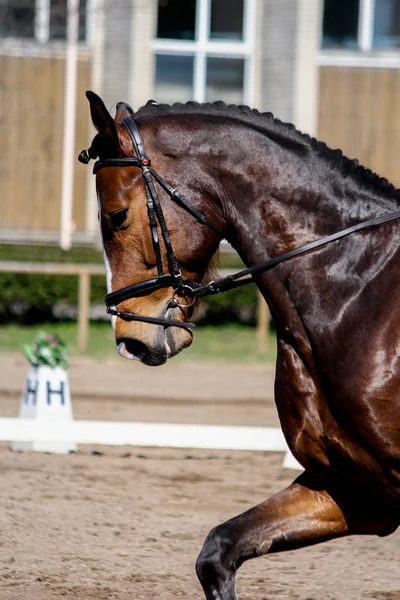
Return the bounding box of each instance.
[196,472,350,600]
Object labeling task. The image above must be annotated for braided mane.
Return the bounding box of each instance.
[135,100,400,200]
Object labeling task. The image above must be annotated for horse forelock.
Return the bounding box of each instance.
[134,100,400,202]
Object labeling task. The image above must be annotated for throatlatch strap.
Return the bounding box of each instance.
[143,168,182,279]
[149,169,221,235]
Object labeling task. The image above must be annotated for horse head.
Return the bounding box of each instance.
[84,92,222,366]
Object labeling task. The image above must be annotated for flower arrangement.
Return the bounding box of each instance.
[24,332,68,369]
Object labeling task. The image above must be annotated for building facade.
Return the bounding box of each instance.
[1,0,399,244]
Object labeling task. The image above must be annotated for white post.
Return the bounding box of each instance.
[243,0,257,107]
[35,0,50,43]
[293,0,323,135]
[85,0,104,242]
[358,0,375,52]
[60,0,80,250]
[193,0,209,102]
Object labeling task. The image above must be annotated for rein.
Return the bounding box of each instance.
[79,116,400,331]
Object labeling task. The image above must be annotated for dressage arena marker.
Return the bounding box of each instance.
[11,366,77,454]
[3,418,292,453]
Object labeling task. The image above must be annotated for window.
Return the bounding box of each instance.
[48,0,88,41]
[157,0,196,40]
[155,54,195,104]
[0,1,36,38]
[210,0,244,41]
[322,0,400,51]
[374,0,400,49]
[0,0,89,42]
[153,0,255,105]
[322,0,359,49]
[206,57,244,104]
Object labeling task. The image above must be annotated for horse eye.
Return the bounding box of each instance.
[108,208,129,230]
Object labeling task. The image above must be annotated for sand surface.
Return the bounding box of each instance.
[0,358,399,600]
[0,440,399,600]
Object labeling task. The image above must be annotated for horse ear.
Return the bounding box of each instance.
[115,101,134,122]
[85,90,119,147]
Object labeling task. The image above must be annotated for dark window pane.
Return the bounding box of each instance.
[322,0,359,49]
[0,0,35,38]
[49,0,87,41]
[78,0,87,41]
[374,0,400,48]
[157,0,196,40]
[206,57,244,104]
[49,0,67,40]
[210,0,243,41]
[154,54,194,103]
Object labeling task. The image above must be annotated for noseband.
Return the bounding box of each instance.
[79,115,400,332]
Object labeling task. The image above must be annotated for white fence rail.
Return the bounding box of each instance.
[1,260,270,352]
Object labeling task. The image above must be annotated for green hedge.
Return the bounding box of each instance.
[201,285,258,324]
[0,245,259,325]
[0,244,103,264]
[0,245,105,323]
[0,272,107,323]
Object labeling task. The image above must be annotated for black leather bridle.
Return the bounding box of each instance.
[79,115,400,333]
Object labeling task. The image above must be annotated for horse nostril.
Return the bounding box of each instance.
[117,338,148,361]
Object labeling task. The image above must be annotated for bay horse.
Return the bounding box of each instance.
[79,91,400,600]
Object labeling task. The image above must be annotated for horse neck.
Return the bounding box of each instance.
[195,122,400,361]
[208,126,400,270]
[145,113,398,269]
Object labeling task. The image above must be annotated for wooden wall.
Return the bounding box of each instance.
[318,66,400,189]
[3,60,400,238]
[0,54,90,236]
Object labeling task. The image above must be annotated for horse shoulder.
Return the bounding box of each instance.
[274,336,331,473]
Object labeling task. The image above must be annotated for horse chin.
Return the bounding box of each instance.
[143,352,169,367]
[164,327,193,360]
[115,335,168,366]
[115,327,192,366]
